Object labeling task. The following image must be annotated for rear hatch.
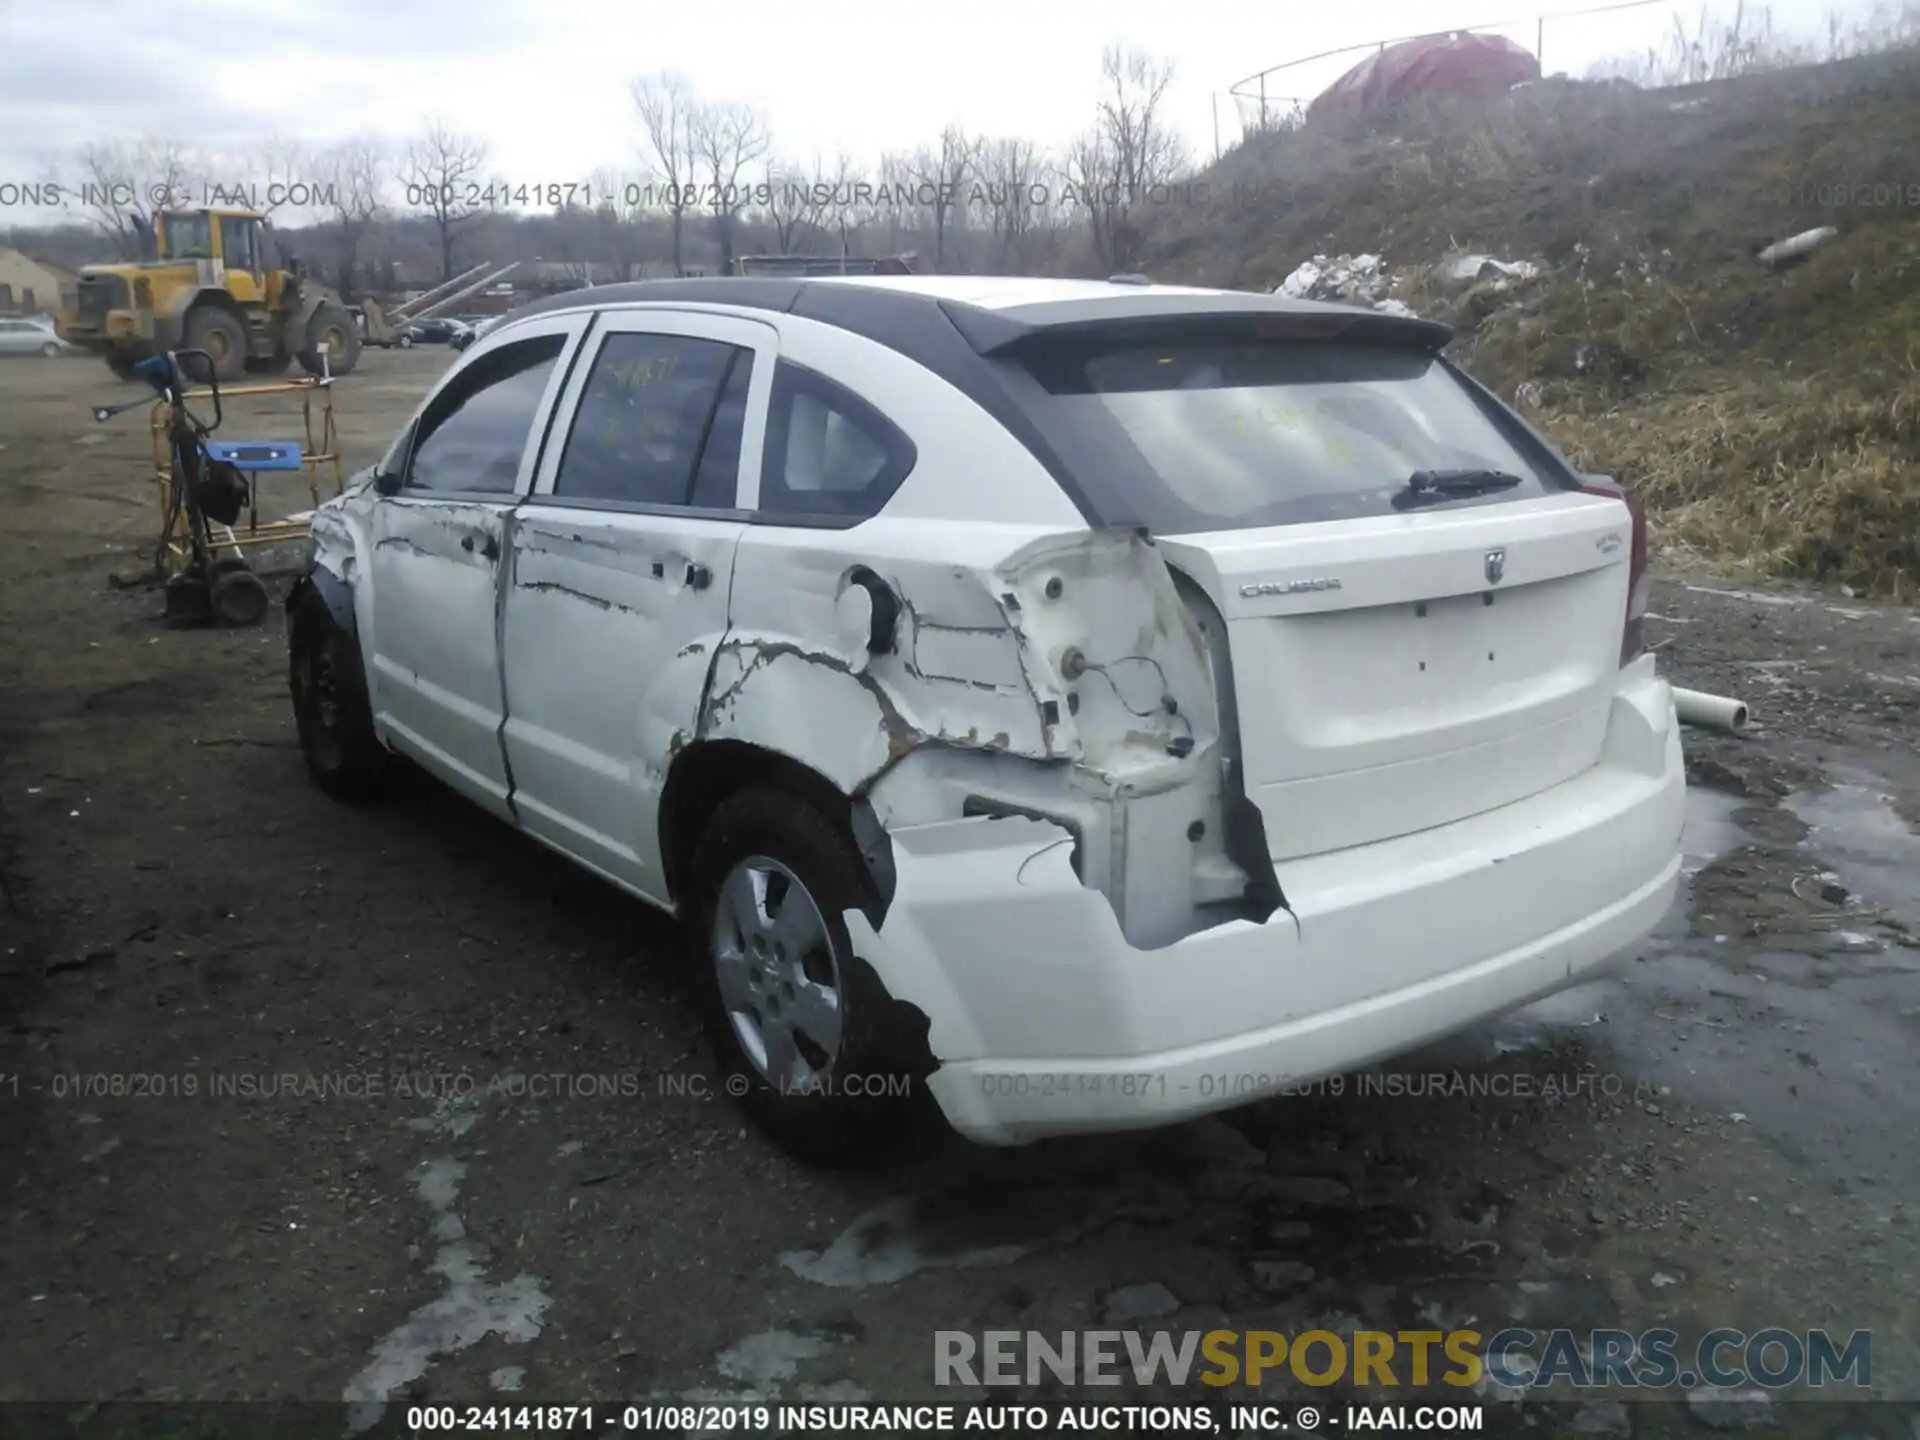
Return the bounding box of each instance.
[1161,497,1627,859]
[996,318,1636,860]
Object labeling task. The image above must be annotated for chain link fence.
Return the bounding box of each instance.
[1219,0,1681,147]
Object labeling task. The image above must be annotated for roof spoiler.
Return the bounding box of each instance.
[940,294,1452,356]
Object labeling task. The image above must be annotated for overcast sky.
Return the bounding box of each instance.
[0,0,1879,230]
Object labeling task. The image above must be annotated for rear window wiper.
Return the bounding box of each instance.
[1393,467,1524,510]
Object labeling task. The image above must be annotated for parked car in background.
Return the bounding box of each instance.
[0,315,78,357]
[448,316,503,352]
[286,275,1681,1163]
[404,318,473,347]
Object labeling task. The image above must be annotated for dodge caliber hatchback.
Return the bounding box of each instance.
[286,276,1685,1161]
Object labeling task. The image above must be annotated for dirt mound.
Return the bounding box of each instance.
[1151,47,1920,596]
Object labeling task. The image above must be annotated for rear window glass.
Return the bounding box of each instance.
[1015,340,1569,532]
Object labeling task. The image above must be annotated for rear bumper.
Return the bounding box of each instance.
[847,664,1685,1145]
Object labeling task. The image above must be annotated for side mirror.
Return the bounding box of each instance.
[373,469,404,496]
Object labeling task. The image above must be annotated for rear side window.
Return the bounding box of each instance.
[1014,340,1568,532]
[758,361,915,522]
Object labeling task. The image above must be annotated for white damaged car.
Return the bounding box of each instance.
[286,275,1684,1160]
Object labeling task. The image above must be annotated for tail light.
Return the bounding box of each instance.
[1580,476,1649,664]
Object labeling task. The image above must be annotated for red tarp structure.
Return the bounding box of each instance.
[1308,32,1541,121]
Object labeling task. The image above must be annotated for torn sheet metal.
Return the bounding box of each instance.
[702,524,1221,797]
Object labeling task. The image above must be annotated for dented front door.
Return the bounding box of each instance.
[499,309,775,901]
[367,500,517,816]
[364,318,589,818]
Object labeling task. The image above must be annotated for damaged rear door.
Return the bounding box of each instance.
[500,310,775,899]
[365,317,588,816]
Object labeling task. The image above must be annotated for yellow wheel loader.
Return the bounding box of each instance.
[56,208,362,383]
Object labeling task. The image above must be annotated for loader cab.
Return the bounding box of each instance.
[155,208,268,303]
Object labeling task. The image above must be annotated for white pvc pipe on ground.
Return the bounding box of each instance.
[1673,687,1749,733]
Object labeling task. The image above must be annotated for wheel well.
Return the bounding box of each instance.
[186,293,246,325]
[183,294,249,340]
[659,741,864,907]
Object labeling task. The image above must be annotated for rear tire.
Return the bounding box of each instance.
[686,790,920,1165]
[289,587,389,801]
[298,303,362,377]
[181,305,248,383]
[40,342,60,358]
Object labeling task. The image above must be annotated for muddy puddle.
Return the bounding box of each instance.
[1786,768,1920,931]
[1441,779,1920,1187]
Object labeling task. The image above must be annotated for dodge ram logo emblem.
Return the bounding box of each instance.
[1484,549,1506,585]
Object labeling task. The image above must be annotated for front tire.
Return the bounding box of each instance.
[687,790,919,1164]
[40,342,61,358]
[298,302,362,377]
[182,305,248,383]
[289,588,389,800]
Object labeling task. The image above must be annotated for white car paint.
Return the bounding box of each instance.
[361,311,594,815]
[503,309,779,893]
[303,276,1684,1145]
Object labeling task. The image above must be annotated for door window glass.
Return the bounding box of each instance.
[553,332,744,506]
[405,334,566,494]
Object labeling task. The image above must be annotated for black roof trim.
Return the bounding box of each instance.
[504,277,806,324]
[501,278,1451,355]
[944,291,1453,354]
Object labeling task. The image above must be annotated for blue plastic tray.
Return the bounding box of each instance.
[203,440,306,472]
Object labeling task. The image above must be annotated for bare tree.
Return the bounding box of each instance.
[319,138,386,296]
[632,71,702,275]
[202,135,308,222]
[818,153,867,256]
[75,140,197,259]
[761,155,830,252]
[693,100,772,274]
[399,119,488,281]
[907,124,976,271]
[977,137,1045,269]
[1078,46,1185,270]
[589,167,652,280]
[872,150,918,256]
[547,204,603,287]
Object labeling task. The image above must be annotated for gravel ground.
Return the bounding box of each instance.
[0,350,1915,1435]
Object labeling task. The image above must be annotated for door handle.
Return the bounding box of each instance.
[461,535,473,552]
[462,533,500,561]
[685,562,711,591]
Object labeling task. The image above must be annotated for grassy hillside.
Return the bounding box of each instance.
[1149,47,1920,596]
